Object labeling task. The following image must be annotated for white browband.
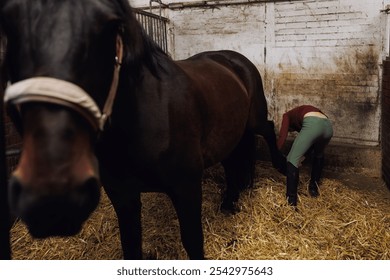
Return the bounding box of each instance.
[3,36,123,131]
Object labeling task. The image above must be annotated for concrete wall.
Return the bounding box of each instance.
[131,0,390,170]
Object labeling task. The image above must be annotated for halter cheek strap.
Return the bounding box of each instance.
[101,35,123,128]
[3,36,124,132]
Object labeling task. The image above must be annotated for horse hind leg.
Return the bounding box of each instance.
[221,130,256,214]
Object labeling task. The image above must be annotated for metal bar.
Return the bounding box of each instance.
[146,0,299,10]
[134,8,169,22]
[164,20,168,52]
[154,18,159,47]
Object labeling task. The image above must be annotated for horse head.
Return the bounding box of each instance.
[0,0,134,237]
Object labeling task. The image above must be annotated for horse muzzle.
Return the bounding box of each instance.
[8,176,101,237]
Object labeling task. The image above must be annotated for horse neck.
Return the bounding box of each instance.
[109,52,165,121]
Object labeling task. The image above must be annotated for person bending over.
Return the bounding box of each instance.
[277,105,333,206]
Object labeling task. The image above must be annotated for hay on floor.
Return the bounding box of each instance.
[10,161,390,259]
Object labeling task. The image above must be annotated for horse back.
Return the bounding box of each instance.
[187,50,269,126]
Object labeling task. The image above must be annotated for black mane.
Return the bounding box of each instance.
[114,0,168,80]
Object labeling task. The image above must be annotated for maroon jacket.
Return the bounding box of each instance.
[277,105,322,150]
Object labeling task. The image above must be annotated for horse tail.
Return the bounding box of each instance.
[257,120,287,175]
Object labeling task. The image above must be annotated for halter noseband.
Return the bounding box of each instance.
[3,36,124,132]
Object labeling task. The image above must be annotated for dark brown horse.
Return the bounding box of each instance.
[0,0,285,259]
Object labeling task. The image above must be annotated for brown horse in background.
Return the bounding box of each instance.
[0,0,285,259]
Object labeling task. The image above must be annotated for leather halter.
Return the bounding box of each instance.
[4,36,124,132]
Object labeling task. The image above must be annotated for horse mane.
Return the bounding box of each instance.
[114,0,168,80]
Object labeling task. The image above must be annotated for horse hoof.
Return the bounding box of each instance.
[287,195,297,206]
[308,182,320,197]
[220,201,240,215]
[308,188,320,197]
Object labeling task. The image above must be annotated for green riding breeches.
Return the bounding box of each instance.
[287,117,333,168]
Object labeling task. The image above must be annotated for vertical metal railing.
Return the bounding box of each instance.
[134,9,169,53]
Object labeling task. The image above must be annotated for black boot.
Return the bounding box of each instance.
[286,162,299,206]
[308,156,324,197]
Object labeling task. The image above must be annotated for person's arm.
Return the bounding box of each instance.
[277,113,290,150]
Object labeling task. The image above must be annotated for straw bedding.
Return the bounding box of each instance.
[10,161,390,259]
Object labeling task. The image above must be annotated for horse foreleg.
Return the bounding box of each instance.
[169,181,204,260]
[105,187,142,260]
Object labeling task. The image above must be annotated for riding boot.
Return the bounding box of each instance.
[308,156,324,197]
[286,162,299,206]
